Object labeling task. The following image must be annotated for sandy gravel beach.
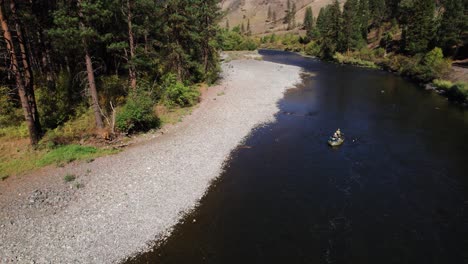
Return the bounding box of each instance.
[0,59,301,263]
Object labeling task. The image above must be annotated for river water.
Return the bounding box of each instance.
[128,50,468,264]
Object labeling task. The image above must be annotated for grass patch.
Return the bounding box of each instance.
[1,174,9,181]
[155,105,193,125]
[333,52,379,69]
[0,123,29,140]
[63,173,76,182]
[433,79,454,90]
[37,145,117,167]
[433,79,468,101]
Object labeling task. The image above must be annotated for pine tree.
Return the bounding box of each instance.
[241,22,245,34]
[0,0,42,145]
[329,0,343,48]
[284,0,291,28]
[385,0,401,18]
[50,0,111,129]
[226,19,230,30]
[303,6,314,39]
[342,0,364,52]
[318,0,343,57]
[291,3,297,28]
[247,19,251,35]
[273,11,277,25]
[437,0,466,55]
[358,0,370,39]
[316,7,328,36]
[267,6,272,20]
[401,0,435,54]
[369,0,385,26]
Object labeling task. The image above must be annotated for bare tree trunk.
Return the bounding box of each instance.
[84,48,104,129]
[10,0,42,134]
[0,0,41,145]
[126,0,137,90]
[77,0,104,129]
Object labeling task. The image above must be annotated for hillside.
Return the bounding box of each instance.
[221,0,335,35]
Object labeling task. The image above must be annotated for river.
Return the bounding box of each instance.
[127,50,468,264]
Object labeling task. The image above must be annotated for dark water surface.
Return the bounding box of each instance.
[128,50,468,264]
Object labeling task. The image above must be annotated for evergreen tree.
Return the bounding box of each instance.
[369,0,386,26]
[226,19,230,30]
[0,0,42,145]
[342,0,364,52]
[267,6,272,20]
[358,0,370,39]
[50,0,112,129]
[316,7,328,36]
[319,0,342,57]
[329,0,343,48]
[385,0,401,18]
[303,6,314,39]
[192,0,222,80]
[292,3,297,28]
[401,0,435,54]
[247,19,251,35]
[273,11,277,25]
[241,22,245,34]
[437,0,466,55]
[284,0,293,29]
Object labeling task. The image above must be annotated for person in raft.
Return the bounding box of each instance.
[333,129,342,139]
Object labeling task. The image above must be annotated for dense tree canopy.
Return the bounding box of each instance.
[0,0,222,145]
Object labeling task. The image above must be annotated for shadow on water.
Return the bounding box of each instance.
[126,50,468,264]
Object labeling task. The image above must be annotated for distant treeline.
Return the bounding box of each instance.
[254,0,467,95]
[0,0,221,146]
[305,0,467,58]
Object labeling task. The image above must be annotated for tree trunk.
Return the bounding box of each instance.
[0,0,41,145]
[84,48,104,129]
[126,0,137,90]
[10,0,42,134]
[77,0,104,129]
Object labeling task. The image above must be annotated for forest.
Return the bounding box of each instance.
[0,0,221,148]
[225,0,467,95]
[0,0,467,178]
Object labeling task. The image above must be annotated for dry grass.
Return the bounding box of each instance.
[154,104,194,125]
[222,50,262,61]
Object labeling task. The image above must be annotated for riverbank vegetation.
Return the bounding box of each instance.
[0,0,221,176]
[255,0,467,102]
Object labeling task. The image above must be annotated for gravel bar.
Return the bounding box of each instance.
[0,59,302,263]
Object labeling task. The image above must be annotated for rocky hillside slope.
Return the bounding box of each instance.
[220,0,334,35]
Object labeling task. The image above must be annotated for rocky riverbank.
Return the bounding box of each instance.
[0,59,302,263]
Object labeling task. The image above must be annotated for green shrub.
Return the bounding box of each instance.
[432,79,453,90]
[63,173,76,182]
[413,48,452,82]
[115,93,159,134]
[0,86,23,127]
[446,84,468,101]
[161,74,200,107]
[333,52,378,68]
[36,71,77,129]
[99,75,127,110]
[39,108,95,146]
[304,41,320,56]
[450,82,468,100]
[219,29,258,51]
[239,38,258,51]
[431,80,467,101]
[373,48,386,59]
[0,123,29,139]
